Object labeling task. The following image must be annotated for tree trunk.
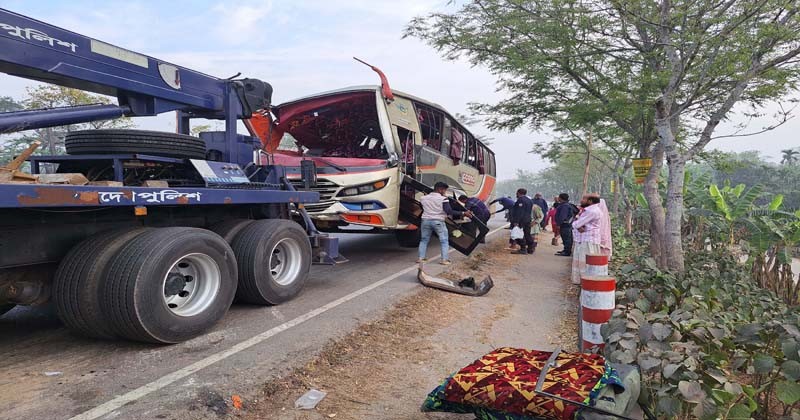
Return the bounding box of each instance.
[643,143,667,268]
[664,158,686,272]
[582,130,592,196]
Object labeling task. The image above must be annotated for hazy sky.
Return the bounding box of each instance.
[2,0,798,179]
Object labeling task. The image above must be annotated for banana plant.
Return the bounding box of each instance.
[707,182,764,246]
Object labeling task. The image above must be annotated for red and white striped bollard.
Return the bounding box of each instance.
[585,254,609,276]
[580,275,616,352]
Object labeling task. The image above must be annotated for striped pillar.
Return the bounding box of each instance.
[580,275,616,352]
[585,254,609,276]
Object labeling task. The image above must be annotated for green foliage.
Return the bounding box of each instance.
[691,151,800,211]
[607,236,800,419]
[0,85,135,167]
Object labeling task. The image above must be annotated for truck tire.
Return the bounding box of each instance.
[395,229,421,248]
[65,129,207,159]
[103,228,237,343]
[231,219,311,305]
[53,227,150,339]
[0,304,14,317]
[210,219,254,244]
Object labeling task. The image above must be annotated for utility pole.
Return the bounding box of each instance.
[582,128,592,197]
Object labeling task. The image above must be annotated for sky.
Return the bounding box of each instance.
[1,0,798,179]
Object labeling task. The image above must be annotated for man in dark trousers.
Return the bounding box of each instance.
[554,193,579,256]
[532,193,549,229]
[509,188,535,254]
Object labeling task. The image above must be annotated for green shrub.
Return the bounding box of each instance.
[604,238,800,419]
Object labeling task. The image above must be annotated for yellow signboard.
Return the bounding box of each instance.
[632,158,652,184]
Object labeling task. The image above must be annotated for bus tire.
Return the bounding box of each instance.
[231,219,311,305]
[103,228,237,343]
[65,129,207,159]
[53,227,150,339]
[0,304,14,317]
[395,229,421,248]
[209,219,254,244]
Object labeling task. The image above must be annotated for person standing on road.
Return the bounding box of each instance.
[529,200,544,253]
[418,182,470,266]
[570,194,603,284]
[546,197,561,246]
[509,188,535,255]
[532,193,549,230]
[554,193,578,256]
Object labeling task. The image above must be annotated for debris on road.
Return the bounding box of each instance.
[417,262,494,296]
[232,394,243,410]
[295,389,327,409]
[43,371,62,377]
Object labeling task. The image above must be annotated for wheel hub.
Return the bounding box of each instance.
[164,273,187,296]
[162,254,220,317]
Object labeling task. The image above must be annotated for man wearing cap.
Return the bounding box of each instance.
[418,182,471,265]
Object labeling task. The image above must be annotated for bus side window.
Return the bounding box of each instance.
[451,128,463,165]
[466,134,478,167]
[416,103,443,151]
[477,144,486,174]
[441,118,452,157]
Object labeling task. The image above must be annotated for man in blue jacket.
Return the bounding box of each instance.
[509,188,535,254]
[554,193,579,256]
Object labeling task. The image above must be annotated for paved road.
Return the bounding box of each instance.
[0,218,505,420]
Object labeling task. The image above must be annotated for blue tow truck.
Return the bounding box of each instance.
[0,8,344,343]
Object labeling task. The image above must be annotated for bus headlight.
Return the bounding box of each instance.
[338,179,389,197]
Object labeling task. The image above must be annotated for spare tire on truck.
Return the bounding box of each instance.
[65,129,207,159]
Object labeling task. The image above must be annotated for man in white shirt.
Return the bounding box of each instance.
[571,194,603,284]
[418,182,471,265]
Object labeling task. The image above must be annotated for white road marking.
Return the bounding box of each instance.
[69,226,505,420]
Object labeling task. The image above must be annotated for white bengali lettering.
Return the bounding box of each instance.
[0,22,77,52]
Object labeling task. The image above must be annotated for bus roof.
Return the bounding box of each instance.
[275,85,493,153]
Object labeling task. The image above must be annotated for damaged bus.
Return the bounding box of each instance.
[253,86,496,248]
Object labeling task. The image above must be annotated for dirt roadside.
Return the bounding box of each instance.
[226,235,578,420]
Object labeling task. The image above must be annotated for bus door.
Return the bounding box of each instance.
[385,96,420,197]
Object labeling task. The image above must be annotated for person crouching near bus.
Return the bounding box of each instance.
[418,182,471,266]
[458,194,490,243]
[489,196,519,250]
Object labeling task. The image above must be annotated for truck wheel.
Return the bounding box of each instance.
[395,229,421,248]
[0,304,14,317]
[65,129,207,159]
[103,228,237,343]
[53,227,150,339]
[231,220,311,305]
[210,219,254,244]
